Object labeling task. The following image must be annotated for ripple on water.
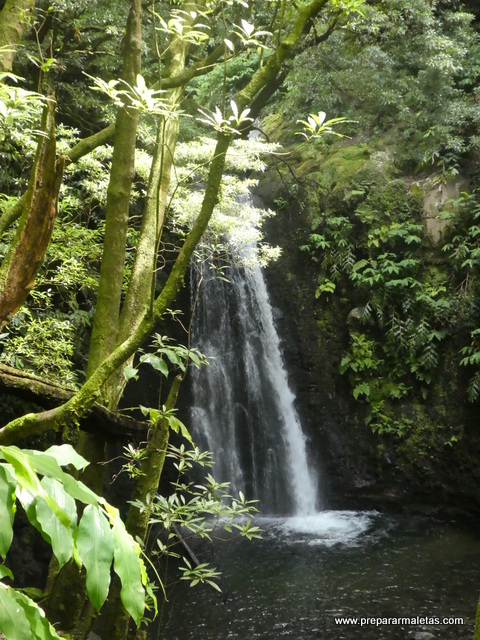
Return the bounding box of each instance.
[154,512,480,640]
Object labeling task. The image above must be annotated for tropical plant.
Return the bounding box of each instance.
[0,444,149,640]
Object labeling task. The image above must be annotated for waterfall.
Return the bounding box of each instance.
[190,256,319,516]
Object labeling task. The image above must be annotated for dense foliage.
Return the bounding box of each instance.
[263,0,480,455]
[3,0,480,637]
[0,1,371,639]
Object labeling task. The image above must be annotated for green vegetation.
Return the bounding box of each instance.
[2,0,480,637]
[0,1,370,639]
[258,0,480,460]
[0,444,147,639]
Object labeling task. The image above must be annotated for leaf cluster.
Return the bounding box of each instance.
[131,442,261,595]
[0,444,149,639]
[302,176,457,437]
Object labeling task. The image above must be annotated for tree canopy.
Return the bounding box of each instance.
[0,1,371,638]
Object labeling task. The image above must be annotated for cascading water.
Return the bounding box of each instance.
[155,199,480,640]
[190,243,319,516]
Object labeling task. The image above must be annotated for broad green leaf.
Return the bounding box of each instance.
[0,465,16,559]
[21,587,44,599]
[16,491,67,560]
[16,486,41,531]
[112,521,145,626]
[5,447,94,532]
[60,475,100,507]
[123,366,138,382]
[169,416,193,444]
[0,565,13,580]
[34,478,76,567]
[23,450,99,507]
[76,505,114,611]
[163,348,181,366]
[2,451,73,542]
[10,452,71,529]
[0,446,43,496]
[143,354,169,377]
[42,445,89,471]
[0,584,33,640]
[0,584,62,640]
[41,477,77,527]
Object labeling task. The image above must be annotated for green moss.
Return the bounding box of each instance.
[262,113,287,140]
[311,144,369,184]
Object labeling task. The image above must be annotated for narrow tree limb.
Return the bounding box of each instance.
[66,122,115,164]
[154,39,229,90]
[0,192,27,238]
[237,0,329,110]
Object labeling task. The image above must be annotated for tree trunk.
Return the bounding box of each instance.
[0,0,36,72]
[86,0,142,381]
[103,33,190,407]
[99,376,181,640]
[44,0,143,633]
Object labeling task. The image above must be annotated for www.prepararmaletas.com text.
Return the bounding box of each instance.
[334,616,464,626]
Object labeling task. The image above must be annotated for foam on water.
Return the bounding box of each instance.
[261,510,376,547]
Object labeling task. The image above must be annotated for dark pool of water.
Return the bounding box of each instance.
[152,511,480,640]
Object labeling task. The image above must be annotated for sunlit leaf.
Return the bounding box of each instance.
[41,445,89,471]
[0,584,62,640]
[0,585,32,640]
[0,465,16,559]
[77,505,114,611]
[112,521,145,626]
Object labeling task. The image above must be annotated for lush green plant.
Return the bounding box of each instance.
[459,328,480,402]
[302,175,456,437]
[439,189,480,402]
[0,444,149,640]
[131,442,260,600]
[442,189,480,292]
[171,135,281,267]
[271,0,480,172]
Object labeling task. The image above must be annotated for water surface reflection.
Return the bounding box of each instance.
[154,511,480,640]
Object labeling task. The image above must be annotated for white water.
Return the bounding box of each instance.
[246,265,318,514]
[190,255,319,516]
[279,510,375,546]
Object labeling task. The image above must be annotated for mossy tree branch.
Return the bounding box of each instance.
[85,0,143,381]
[0,98,65,330]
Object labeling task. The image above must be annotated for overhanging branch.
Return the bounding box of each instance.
[0,364,148,441]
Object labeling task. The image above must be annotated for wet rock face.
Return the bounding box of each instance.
[420,177,468,244]
[259,181,480,519]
